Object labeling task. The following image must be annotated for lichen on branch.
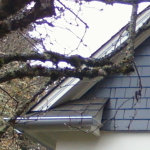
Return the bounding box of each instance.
[0,0,55,38]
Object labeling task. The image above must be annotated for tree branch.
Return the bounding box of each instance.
[0,57,134,83]
[0,52,112,68]
[0,0,55,38]
[84,0,150,5]
[127,3,138,54]
[0,0,32,20]
[0,86,18,104]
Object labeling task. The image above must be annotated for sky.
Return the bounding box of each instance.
[82,2,150,53]
[30,1,150,67]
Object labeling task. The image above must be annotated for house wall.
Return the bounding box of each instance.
[84,36,150,131]
[56,131,150,150]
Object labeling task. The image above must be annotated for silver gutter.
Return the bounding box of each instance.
[14,116,95,126]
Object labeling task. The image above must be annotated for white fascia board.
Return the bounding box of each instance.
[32,77,80,111]
[93,7,150,59]
[32,7,150,112]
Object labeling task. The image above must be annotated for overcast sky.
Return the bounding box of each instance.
[32,1,150,61]
[68,2,150,57]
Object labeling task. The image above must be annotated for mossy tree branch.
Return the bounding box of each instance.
[0,0,55,38]
[0,58,134,84]
[0,52,112,68]
[0,0,32,20]
[0,0,148,38]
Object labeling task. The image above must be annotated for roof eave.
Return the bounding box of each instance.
[30,5,150,112]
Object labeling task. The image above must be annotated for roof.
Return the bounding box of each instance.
[17,98,107,126]
[15,6,150,148]
[30,5,150,112]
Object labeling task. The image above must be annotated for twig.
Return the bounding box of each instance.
[57,0,89,28]
[0,79,53,140]
[17,31,39,52]
[0,86,18,104]
[0,86,18,115]
[132,61,142,102]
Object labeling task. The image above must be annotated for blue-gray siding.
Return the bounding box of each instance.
[97,37,150,131]
[35,36,150,131]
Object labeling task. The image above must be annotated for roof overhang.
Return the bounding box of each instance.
[14,115,101,149]
[31,5,150,112]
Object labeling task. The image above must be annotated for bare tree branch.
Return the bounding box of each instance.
[57,0,89,28]
[84,0,150,5]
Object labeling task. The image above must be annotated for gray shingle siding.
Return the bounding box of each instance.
[97,37,150,131]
